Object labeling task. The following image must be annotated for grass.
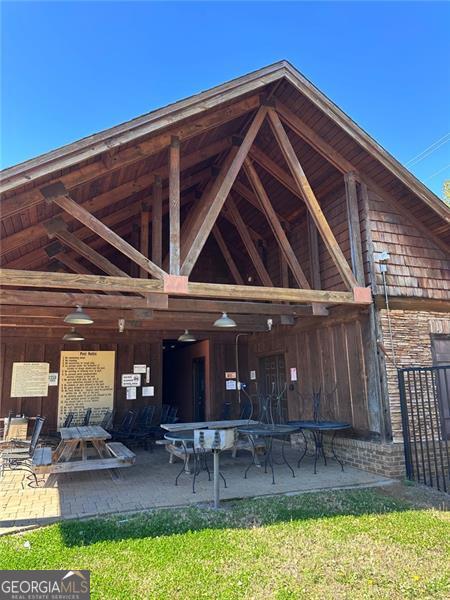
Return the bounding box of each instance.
[0,488,449,599]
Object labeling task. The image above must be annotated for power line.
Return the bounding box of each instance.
[406,133,450,167]
[425,162,450,181]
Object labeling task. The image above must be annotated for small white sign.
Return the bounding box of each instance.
[225,371,237,379]
[122,373,141,387]
[48,373,59,386]
[133,364,147,374]
[290,367,298,382]
[142,386,155,397]
[146,366,150,384]
[126,386,137,400]
[226,380,237,390]
[250,370,256,380]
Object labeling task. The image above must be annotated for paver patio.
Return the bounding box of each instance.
[0,445,393,535]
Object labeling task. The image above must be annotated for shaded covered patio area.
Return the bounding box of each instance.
[0,445,393,535]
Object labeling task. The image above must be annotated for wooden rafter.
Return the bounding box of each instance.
[41,182,168,280]
[266,108,358,290]
[1,95,260,214]
[243,158,310,289]
[212,224,244,285]
[0,268,372,304]
[140,201,150,278]
[225,195,273,287]
[180,106,268,276]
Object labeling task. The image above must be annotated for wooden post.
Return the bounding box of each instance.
[152,175,163,267]
[307,213,321,289]
[344,171,365,285]
[140,201,150,278]
[169,136,180,275]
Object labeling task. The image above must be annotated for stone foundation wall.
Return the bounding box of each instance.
[292,433,406,479]
[378,310,450,443]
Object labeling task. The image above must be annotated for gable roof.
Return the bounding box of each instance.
[1,60,449,225]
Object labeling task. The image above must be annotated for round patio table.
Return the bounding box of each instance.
[164,430,225,493]
[287,420,351,474]
[237,423,300,485]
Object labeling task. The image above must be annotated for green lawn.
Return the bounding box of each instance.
[1,488,449,599]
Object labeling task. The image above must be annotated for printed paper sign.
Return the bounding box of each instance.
[146,366,150,384]
[126,386,137,400]
[11,362,50,397]
[48,373,59,386]
[225,371,237,379]
[122,373,141,387]
[226,380,237,390]
[250,370,256,380]
[142,386,155,397]
[133,364,147,374]
[290,367,298,382]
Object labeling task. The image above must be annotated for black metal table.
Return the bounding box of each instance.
[237,423,300,484]
[288,420,351,474]
[164,430,227,493]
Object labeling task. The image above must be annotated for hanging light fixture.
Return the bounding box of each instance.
[178,330,197,342]
[213,312,236,328]
[64,305,94,325]
[62,327,85,342]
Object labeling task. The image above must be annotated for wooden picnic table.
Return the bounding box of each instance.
[33,425,136,486]
[161,419,258,432]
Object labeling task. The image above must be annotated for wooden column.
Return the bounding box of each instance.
[140,201,150,278]
[344,171,365,285]
[151,175,162,267]
[307,213,321,289]
[169,136,180,275]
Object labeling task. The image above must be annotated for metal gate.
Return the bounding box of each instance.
[398,366,450,492]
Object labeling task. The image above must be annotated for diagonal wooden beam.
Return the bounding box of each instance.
[243,158,310,289]
[275,99,450,257]
[249,145,303,200]
[225,194,273,287]
[41,182,168,280]
[307,213,321,290]
[44,217,129,277]
[212,224,244,285]
[267,109,358,290]
[180,106,268,276]
[140,201,150,278]
[232,180,291,230]
[169,136,181,274]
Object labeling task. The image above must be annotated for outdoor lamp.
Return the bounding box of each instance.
[64,305,94,325]
[62,327,85,342]
[178,330,197,342]
[213,312,236,328]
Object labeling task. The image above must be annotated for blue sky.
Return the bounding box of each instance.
[2,1,449,197]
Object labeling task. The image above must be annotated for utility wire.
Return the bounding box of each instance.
[425,162,450,181]
[406,133,450,167]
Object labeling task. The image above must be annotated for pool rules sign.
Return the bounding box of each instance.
[58,351,115,427]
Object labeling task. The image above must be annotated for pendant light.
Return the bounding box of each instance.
[64,305,94,325]
[62,327,85,342]
[213,312,236,328]
[178,330,197,342]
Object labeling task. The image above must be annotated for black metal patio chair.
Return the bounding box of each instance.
[128,405,157,451]
[0,416,46,486]
[82,408,92,426]
[99,409,114,431]
[110,410,138,443]
[63,412,75,428]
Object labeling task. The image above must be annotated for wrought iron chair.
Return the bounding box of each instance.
[0,416,46,486]
[99,409,114,431]
[63,412,75,428]
[231,391,264,462]
[0,410,14,441]
[82,408,92,426]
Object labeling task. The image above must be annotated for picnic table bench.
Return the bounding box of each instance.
[32,425,135,486]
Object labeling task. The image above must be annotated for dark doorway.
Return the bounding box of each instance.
[192,357,206,421]
[432,336,450,439]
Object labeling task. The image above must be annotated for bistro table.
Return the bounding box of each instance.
[164,430,224,493]
[288,420,351,474]
[161,419,257,432]
[237,423,300,484]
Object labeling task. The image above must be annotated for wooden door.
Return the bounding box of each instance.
[432,336,450,439]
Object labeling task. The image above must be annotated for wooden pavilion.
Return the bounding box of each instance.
[1,61,449,477]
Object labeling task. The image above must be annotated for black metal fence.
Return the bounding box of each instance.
[398,366,450,493]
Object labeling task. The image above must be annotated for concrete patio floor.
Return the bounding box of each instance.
[0,444,394,535]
